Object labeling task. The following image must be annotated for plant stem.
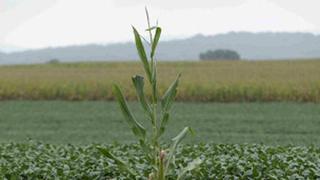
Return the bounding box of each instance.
[145,7,162,177]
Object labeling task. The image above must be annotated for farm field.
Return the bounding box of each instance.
[2,2,320,178]
[0,101,319,145]
[1,143,320,179]
[0,60,319,102]
[1,60,320,178]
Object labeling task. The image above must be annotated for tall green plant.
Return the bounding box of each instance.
[97,8,202,179]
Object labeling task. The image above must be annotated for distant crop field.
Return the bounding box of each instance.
[0,60,319,102]
[0,101,319,145]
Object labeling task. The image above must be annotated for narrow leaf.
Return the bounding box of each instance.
[161,73,181,112]
[146,26,157,31]
[133,26,152,82]
[151,27,162,59]
[177,158,203,180]
[97,146,137,176]
[171,127,190,146]
[157,112,169,138]
[165,127,192,171]
[145,7,153,45]
[113,84,146,140]
[132,75,153,119]
[140,35,151,46]
[151,61,157,102]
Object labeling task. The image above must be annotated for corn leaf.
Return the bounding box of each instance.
[97,146,137,176]
[146,26,157,31]
[113,84,146,140]
[161,73,181,112]
[151,62,158,102]
[177,158,203,180]
[151,27,162,59]
[133,26,152,83]
[157,112,169,138]
[165,127,192,171]
[150,28,161,102]
[132,75,153,119]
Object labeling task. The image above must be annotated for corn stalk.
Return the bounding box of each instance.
[97,8,202,179]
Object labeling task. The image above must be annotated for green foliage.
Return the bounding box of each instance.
[161,74,181,113]
[112,85,146,141]
[98,9,200,179]
[132,75,153,117]
[133,27,152,83]
[97,146,137,176]
[151,27,162,59]
[1,142,320,179]
[199,49,241,60]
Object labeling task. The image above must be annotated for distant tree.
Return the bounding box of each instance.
[199,49,241,60]
[47,59,60,64]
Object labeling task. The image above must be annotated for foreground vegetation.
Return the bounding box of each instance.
[0,60,319,102]
[0,101,319,145]
[1,142,320,179]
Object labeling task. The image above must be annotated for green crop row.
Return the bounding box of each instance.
[1,142,320,179]
[0,60,319,102]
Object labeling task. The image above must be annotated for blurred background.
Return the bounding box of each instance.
[1,0,320,63]
[0,0,319,145]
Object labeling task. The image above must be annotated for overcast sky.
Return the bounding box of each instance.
[1,0,319,49]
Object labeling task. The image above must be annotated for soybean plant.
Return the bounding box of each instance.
[98,8,202,180]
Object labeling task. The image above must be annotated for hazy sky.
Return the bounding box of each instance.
[1,0,319,49]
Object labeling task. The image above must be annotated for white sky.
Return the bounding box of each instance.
[0,0,319,49]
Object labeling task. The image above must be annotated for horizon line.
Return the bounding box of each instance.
[1,30,319,53]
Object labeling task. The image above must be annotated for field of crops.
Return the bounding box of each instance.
[1,59,320,179]
[0,101,319,145]
[1,142,320,179]
[0,60,319,102]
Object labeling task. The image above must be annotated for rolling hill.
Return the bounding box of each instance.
[0,32,320,64]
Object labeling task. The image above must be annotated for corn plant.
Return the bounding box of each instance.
[97,8,202,179]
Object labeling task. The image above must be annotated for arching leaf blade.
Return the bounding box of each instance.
[132,26,152,82]
[165,127,192,172]
[151,27,162,59]
[161,73,181,112]
[132,75,153,120]
[113,84,146,140]
[97,146,137,176]
[177,158,203,180]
